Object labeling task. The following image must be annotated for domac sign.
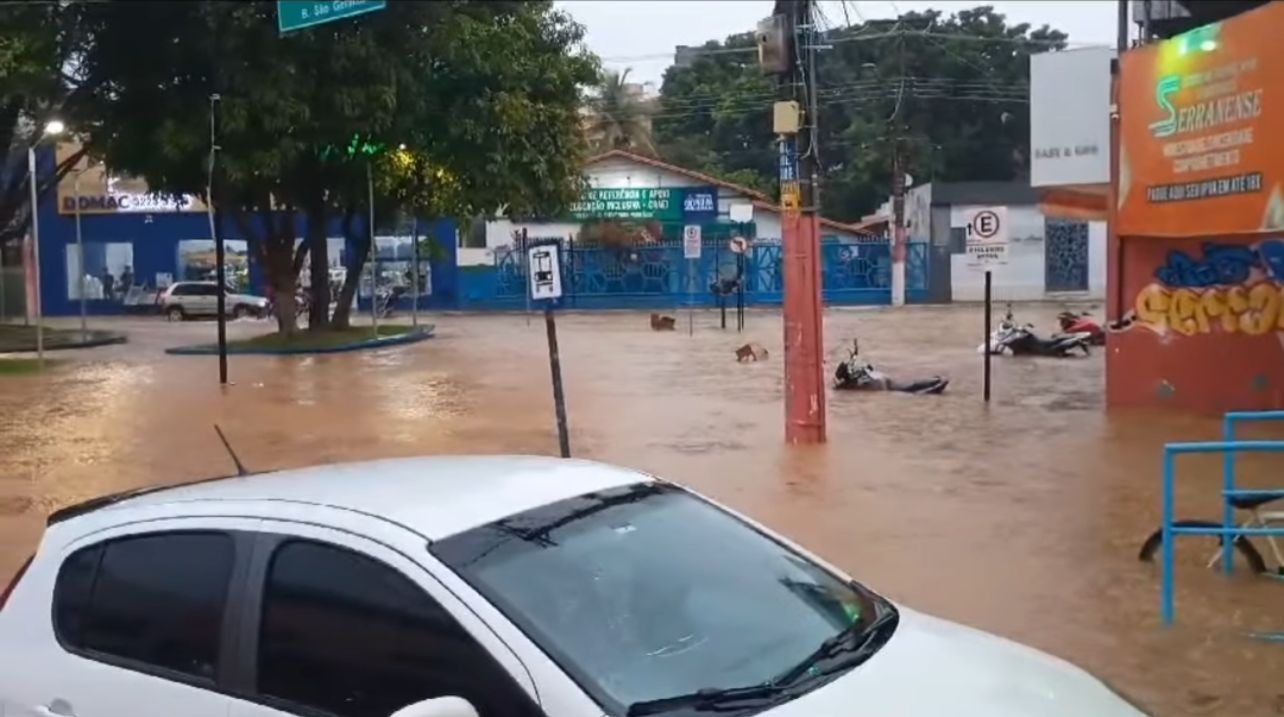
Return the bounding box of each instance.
[60,192,197,214]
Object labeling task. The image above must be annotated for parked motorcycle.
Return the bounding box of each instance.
[1056,310,1106,346]
[980,308,1092,357]
[834,340,949,394]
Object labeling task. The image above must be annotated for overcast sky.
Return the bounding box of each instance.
[555,1,1125,86]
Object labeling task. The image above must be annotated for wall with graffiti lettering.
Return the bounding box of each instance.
[1110,234,1284,410]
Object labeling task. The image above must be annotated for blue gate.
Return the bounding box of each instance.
[471,235,928,309]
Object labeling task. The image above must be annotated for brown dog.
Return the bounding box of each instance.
[735,342,768,362]
[650,313,677,331]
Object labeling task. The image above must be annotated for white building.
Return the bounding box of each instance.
[863,181,1107,302]
[461,150,869,265]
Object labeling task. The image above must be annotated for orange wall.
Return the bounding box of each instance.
[1108,234,1284,411]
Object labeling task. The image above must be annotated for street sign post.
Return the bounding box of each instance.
[278,1,386,35]
[963,206,1009,268]
[683,225,702,335]
[527,240,570,458]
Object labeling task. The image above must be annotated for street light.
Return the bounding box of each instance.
[28,118,66,364]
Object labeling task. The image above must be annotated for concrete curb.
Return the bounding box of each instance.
[0,330,128,354]
[165,325,435,356]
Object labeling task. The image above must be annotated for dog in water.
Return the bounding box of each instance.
[650,313,677,331]
[735,342,768,362]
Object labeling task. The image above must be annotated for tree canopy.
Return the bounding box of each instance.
[74,0,596,329]
[653,6,1067,222]
[0,1,93,246]
[584,69,656,155]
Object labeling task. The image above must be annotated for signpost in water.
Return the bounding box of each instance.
[528,239,570,458]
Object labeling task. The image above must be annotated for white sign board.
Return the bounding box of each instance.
[527,242,563,300]
[1030,47,1114,187]
[963,206,1009,267]
[728,203,754,223]
[683,225,702,259]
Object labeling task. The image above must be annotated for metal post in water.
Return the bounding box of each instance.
[522,228,531,327]
[983,270,992,402]
[410,215,419,328]
[1222,414,1237,574]
[367,161,378,335]
[545,306,570,458]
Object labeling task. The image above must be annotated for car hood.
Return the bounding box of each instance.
[767,607,1146,717]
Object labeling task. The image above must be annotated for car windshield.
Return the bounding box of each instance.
[432,483,894,716]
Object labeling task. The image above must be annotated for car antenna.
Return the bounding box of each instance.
[214,424,250,477]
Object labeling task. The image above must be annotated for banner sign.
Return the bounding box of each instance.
[570,186,718,222]
[1030,47,1113,187]
[1119,3,1284,236]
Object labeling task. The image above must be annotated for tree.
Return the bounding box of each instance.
[654,7,1067,222]
[585,69,656,155]
[77,0,595,332]
[0,1,94,248]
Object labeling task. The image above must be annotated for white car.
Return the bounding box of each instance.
[0,456,1150,717]
[158,281,268,320]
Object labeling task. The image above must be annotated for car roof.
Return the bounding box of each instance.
[78,455,653,541]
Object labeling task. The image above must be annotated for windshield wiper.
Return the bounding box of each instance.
[626,684,785,717]
[771,606,900,687]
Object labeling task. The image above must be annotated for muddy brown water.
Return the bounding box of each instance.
[2,306,1283,715]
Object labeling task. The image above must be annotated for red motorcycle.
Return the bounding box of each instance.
[1056,311,1105,346]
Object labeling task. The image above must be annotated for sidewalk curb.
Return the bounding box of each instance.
[0,331,128,354]
[164,325,435,356]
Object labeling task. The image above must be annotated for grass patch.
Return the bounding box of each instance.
[229,324,417,351]
[0,358,61,375]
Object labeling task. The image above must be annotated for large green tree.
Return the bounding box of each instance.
[654,6,1067,222]
[78,0,595,331]
[0,1,94,248]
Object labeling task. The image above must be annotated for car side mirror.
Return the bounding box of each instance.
[389,697,479,717]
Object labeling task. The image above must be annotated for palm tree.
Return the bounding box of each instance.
[585,69,655,155]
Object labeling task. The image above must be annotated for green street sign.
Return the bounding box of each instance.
[569,188,684,221]
[278,1,386,35]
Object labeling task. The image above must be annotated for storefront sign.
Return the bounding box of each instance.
[569,187,718,222]
[1119,3,1284,236]
[60,192,198,215]
[1030,47,1113,187]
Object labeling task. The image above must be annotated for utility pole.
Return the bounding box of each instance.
[890,29,908,307]
[764,0,826,443]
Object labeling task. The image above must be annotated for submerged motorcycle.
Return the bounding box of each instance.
[834,340,949,394]
[1056,310,1106,346]
[980,308,1092,357]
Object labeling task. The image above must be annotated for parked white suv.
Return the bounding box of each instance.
[0,456,1150,717]
[158,281,267,320]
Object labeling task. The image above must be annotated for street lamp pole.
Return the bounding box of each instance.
[27,145,44,363]
[74,168,87,338]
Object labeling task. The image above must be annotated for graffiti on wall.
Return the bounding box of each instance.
[1133,238,1284,336]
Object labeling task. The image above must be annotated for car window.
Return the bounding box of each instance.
[170,284,192,296]
[53,532,234,682]
[256,540,537,717]
[194,284,218,296]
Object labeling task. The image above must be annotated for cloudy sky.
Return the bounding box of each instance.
[555,1,1126,85]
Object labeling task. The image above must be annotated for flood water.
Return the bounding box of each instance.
[2,305,1283,715]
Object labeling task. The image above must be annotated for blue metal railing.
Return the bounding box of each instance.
[1161,435,1284,625]
[1220,411,1284,572]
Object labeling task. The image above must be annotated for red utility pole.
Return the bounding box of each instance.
[774,0,826,443]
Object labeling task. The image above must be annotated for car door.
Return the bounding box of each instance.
[0,517,256,717]
[193,284,220,316]
[226,523,545,717]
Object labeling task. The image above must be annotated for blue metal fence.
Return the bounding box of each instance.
[1159,411,1284,628]
[459,237,929,310]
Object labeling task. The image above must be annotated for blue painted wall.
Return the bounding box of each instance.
[32,147,457,316]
